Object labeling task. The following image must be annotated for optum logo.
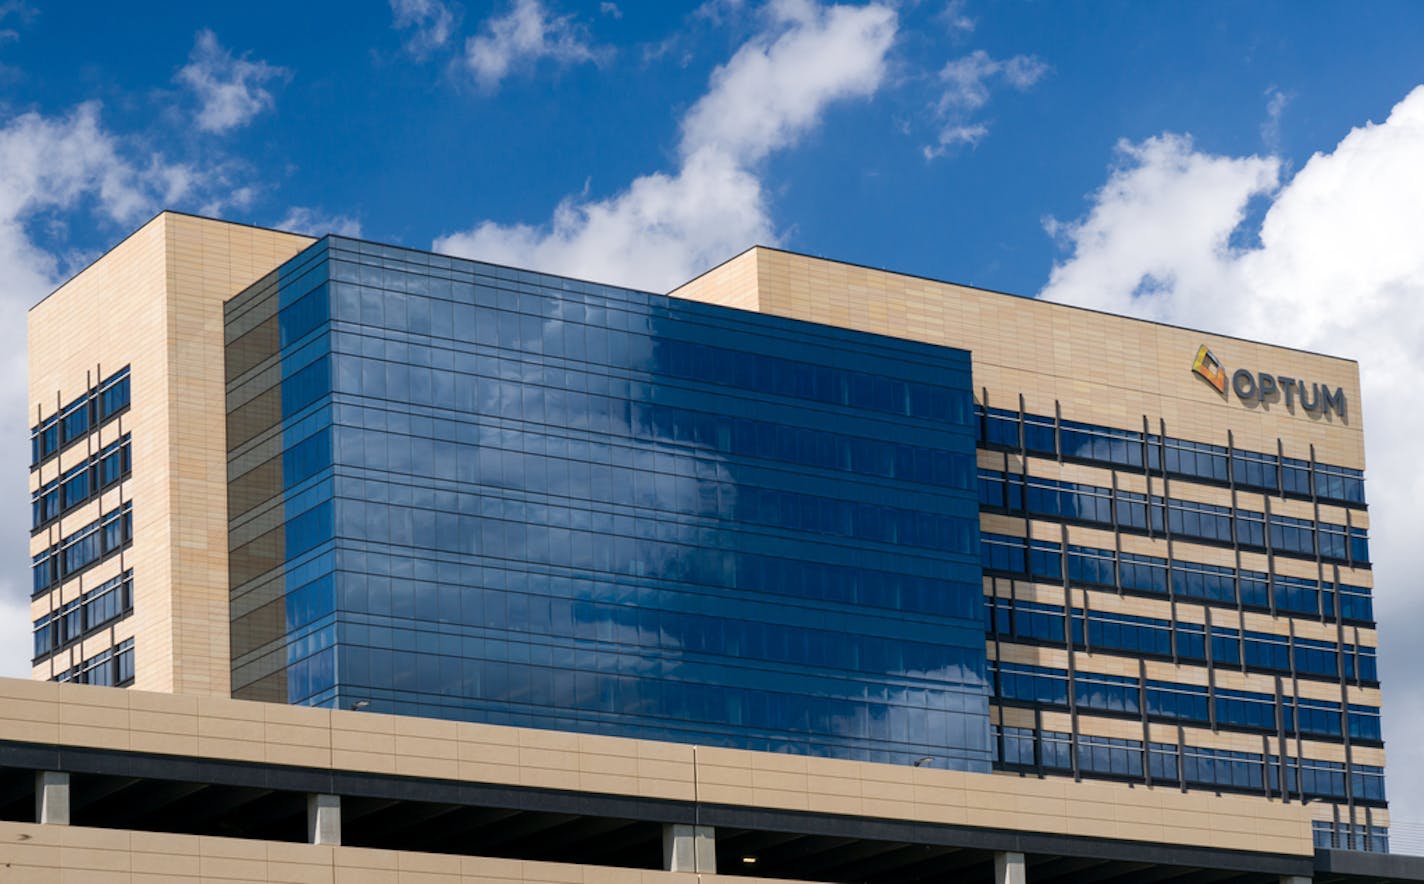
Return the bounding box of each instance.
[1190,344,1347,419]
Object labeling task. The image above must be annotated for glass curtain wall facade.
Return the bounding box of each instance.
[225,237,991,770]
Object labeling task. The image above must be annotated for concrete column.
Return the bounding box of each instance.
[35,771,70,825]
[1280,877,1312,884]
[995,851,1026,884]
[308,793,341,846]
[663,823,716,873]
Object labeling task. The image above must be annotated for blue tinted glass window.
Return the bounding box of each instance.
[1163,438,1228,483]
[1184,746,1264,791]
[1088,610,1173,658]
[1176,622,1206,661]
[59,394,90,446]
[1010,601,1066,644]
[997,663,1069,707]
[1349,528,1370,564]
[98,370,131,421]
[1243,632,1291,671]
[1281,457,1311,496]
[1023,414,1055,453]
[1348,704,1382,741]
[280,284,330,347]
[980,407,1020,448]
[282,355,331,416]
[1354,646,1379,682]
[1239,570,1270,609]
[1314,463,1365,505]
[996,726,1037,767]
[1078,734,1140,777]
[97,436,131,488]
[1235,510,1266,548]
[1040,731,1073,771]
[1061,420,1143,468]
[1148,742,1179,782]
[1209,627,1240,666]
[1173,561,1236,604]
[981,533,1027,573]
[1293,638,1340,678]
[33,420,59,463]
[1216,688,1278,731]
[32,481,59,529]
[1119,552,1167,594]
[1338,585,1373,622]
[1295,758,1347,799]
[1066,545,1114,587]
[1074,672,1140,715]
[1145,681,1209,723]
[1293,698,1343,738]
[1273,576,1320,617]
[60,464,90,510]
[1352,764,1387,802]
[1231,449,1278,492]
[1166,498,1233,543]
[1028,540,1062,580]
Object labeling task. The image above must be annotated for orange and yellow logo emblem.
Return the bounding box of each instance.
[1191,344,1227,395]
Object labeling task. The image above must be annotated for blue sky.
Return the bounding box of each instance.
[5,0,1424,827]
[4,0,1420,296]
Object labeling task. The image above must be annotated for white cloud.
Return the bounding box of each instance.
[1041,84,1424,820]
[922,122,987,158]
[0,0,34,31]
[463,0,605,93]
[640,0,747,68]
[277,206,363,238]
[924,48,1046,158]
[390,0,456,56]
[0,102,200,677]
[1041,133,1279,314]
[938,50,1047,111]
[1261,85,1290,151]
[692,0,748,26]
[198,181,257,218]
[176,29,288,134]
[436,0,897,292]
[600,2,622,19]
[938,0,975,34]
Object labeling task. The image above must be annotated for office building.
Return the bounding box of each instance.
[28,215,312,693]
[10,212,1410,883]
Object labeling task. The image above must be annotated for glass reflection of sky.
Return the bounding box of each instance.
[256,237,990,770]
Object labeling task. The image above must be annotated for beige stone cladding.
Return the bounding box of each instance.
[669,247,1364,468]
[28,213,312,696]
[672,249,762,314]
[0,677,1314,858]
[0,820,808,884]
